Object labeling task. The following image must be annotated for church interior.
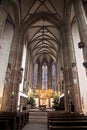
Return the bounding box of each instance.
[0,0,87,129]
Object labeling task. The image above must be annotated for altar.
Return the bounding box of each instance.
[39,105,46,111]
[34,88,54,107]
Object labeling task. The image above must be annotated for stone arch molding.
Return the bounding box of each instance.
[9,0,20,30]
[22,12,64,35]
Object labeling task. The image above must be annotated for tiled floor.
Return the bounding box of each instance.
[22,123,47,130]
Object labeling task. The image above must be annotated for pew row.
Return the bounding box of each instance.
[0,111,29,130]
[47,112,87,130]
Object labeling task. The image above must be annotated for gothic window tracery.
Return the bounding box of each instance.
[42,62,48,89]
[34,63,38,88]
[52,62,56,90]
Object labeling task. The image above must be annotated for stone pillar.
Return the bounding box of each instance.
[67,26,82,113]
[11,33,24,111]
[72,0,87,73]
[28,56,33,88]
[47,60,52,107]
[65,3,82,113]
[26,51,31,92]
[63,68,73,112]
[57,47,63,93]
[31,60,34,89]
[37,61,42,89]
[61,28,74,112]
[37,61,42,106]
[23,49,29,93]
[0,0,10,35]
[48,60,52,89]
[1,29,20,111]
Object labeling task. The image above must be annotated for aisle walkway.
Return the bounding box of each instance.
[22,123,47,130]
[22,111,48,130]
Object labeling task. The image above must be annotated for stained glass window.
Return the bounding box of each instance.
[42,62,48,89]
[33,63,38,88]
[52,62,56,90]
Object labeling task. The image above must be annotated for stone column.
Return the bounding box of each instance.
[11,33,24,111]
[37,61,42,89]
[65,3,82,112]
[28,56,33,88]
[47,60,52,107]
[31,60,34,89]
[1,28,20,111]
[0,0,10,35]
[26,51,31,92]
[67,26,82,113]
[57,46,64,93]
[61,27,74,112]
[48,60,52,89]
[23,49,29,93]
[72,0,87,73]
[37,61,42,106]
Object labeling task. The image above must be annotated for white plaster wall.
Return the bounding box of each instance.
[72,22,87,115]
[19,44,27,92]
[18,44,27,109]
[0,21,14,98]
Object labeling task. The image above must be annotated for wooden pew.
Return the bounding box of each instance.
[48,112,87,130]
[0,113,16,130]
[0,120,9,130]
[19,112,29,128]
[0,111,29,130]
[49,125,87,130]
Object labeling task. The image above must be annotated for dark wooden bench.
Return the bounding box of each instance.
[49,125,87,130]
[48,112,87,130]
[0,111,29,130]
[0,120,9,130]
[0,113,16,130]
[18,112,29,129]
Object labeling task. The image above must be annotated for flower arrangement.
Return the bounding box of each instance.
[27,96,36,108]
[27,88,36,108]
[52,92,60,110]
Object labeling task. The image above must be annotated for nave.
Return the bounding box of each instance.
[0,1,87,129]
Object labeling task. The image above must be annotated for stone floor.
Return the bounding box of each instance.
[22,111,48,130]
[22,124,47,130]
[22,123,47,130]
[29,111,47,123]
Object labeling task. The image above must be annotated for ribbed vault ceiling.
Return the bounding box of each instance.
[10,0,68,63]
[27,20,61,63]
